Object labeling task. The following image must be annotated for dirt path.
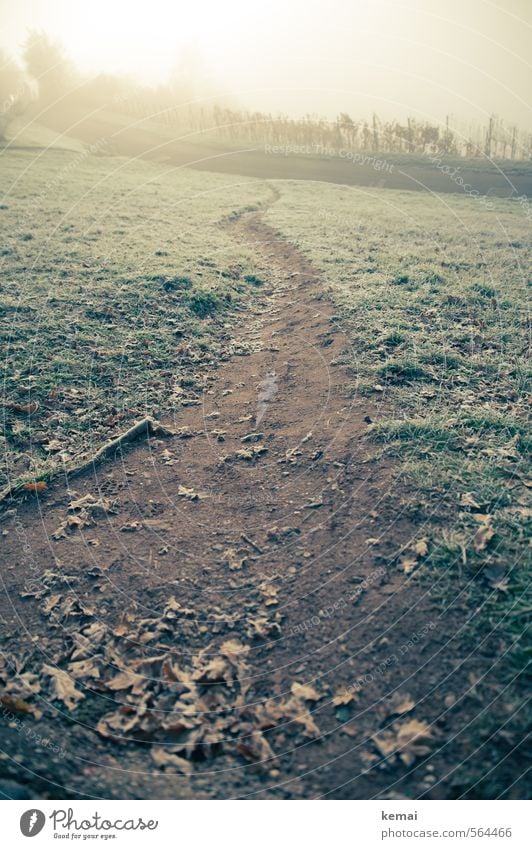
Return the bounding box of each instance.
[0,212,489,800]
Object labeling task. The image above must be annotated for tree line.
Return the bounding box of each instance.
[1,30,531,162]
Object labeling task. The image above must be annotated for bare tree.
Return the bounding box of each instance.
[23,30,73,105]
[0,50,30,141]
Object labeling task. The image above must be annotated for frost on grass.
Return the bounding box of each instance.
[1,149,270,491]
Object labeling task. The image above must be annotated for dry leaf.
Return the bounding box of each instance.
[220,640,249,665]
[7,401,39,414]
[177,484,201,501]
[236,730,276,763]
[373,718,433,766]
[0,694,42,719]
[291,681,322,702]
[222,548,247,571]
[23,481,47,493]
[42,664,84,710]
[68,658,101,680]
[332,688,356,707]
[413,539,429,557]
[399,557,418,575]
[292,704,320,738]
[396,719,434,766]
[459,492,481,509]
[106,669,145,695]
[387,692,416,716]
[151,747,193,775]
[259,582,279,606]
[42,594,62,615]
[473,524,494,552]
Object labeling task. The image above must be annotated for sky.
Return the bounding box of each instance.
[1,0,531,130]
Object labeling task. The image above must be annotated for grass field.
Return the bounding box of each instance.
[1,149,271,492]
[0,144,530,798]
[266,183,531,789]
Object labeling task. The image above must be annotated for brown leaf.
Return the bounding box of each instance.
[7,401,39,414]
[396,719,434,766]
[23,481,48,493]
[291,704,320,738]
[0,694,42,720]
[42,664,84,710]
[151,747,193,775]
[236,730,276,763]
[106,669,145,695]
[177,484,202,501]
[291,681,322,702]
[96,708,141,739]
[473,524,494,552]
[332,688,356,707]
[387,692,416,716]
[373,719,433,766]
[219,640,250,666]
[222,548,247,571]
[68,658,101,680]
[413,539,429,557]
[459,492,481,509]
[42,594,62,615]
[259,582,279,606]
[399,557,418,575]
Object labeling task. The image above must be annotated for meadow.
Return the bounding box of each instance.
[1,148,270,493]
[266,182,531,788]
[0,143,529,798]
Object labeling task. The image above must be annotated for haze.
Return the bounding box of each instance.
[1,0,531,130]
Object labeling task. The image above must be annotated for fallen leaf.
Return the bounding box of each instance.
[42,664,84,710]
[259,582,279,606]
[373,718,433,766]
[387,692,416,716]
[332,688,356,707]
[42,594,62,615]
[68,658,101,680]
[120,522,140,532]
[291,681,322,702]
[0,694,42,719]
[240,432,264,443]
[106,669,145,695]
[413,539,429,557]
[7,401,39,414]
[23,481,48,493]
[399,557,418,575]
[222,548,247,571]
[177,484,201,501]
[236,731,275,763]
[395,719,434,766]
[291,704,321,737]
[459,492,481,509]
[220,640,250,666]
[473,524,495,552]
[151,747,193,775]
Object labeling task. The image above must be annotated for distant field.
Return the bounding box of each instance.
[0,148,270,491]
[266,182,531,728]
[16,109,532,197]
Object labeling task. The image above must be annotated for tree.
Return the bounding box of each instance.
[0,50,30,140]
[23,30,73,105]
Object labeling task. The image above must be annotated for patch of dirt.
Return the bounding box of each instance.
[0,212,509,799]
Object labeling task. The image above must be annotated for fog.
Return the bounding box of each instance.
[1,0,531,130]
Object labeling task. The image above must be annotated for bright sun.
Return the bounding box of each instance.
[57,0,254,83]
